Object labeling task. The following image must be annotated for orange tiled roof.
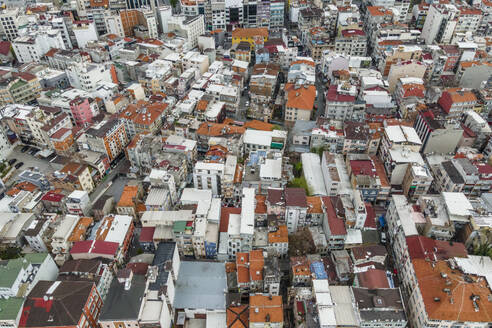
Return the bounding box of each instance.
[291,256,311,276]
[6,188,21,197]
[460,61,492,68]
[371,156,389,187]
[136,202,147,213]
[60,162,86,176]
[249,295,283,323]
[196,99,209,112]
[285,83,316,111]
[119,101,168,126]
[225,262,236,273]
[95,216,115,241]
[227,305,249,328]
[367,6,393,16]
[234,164,243,184]
[117,185,139,208]
[444,88,477,103]
[196,122,246,137]
[249,250,264,281]
[243,120,274,131]
[413,259,492,322]
[268,225,288,244]
[402,83,425,98]
[255,195,267,214]
[236,252,250,284]
[68,217,93,242]
[459,7,482,15]
[306,196,323,214]
[14,181,38,192]
[232,28,268,39]
[290,59,315,67]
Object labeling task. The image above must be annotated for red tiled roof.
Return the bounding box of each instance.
[322,196,347,236]
[139,227,155,243]
[475,162,492,174]
[364,203,377,229]
[406,235,467,260]
[70,240,119,256]
[350,160,376,177]
[0,41,11,56]
[41,191,64,202]
[326,85,355,102]
[357,269,389,289]
[341,29,365,37]
[126,262,149,275]
[220,207,241,232]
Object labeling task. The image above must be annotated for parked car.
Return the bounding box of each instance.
[8,159,16,166]
[29,148,38,155]
[15,162,24,169]
[21,146,29,153]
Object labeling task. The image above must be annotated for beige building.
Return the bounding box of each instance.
[284,83,316,122]
[387,61,427,93]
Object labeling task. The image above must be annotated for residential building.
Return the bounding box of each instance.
[0,71,42,105]
[284,83,316,122]
[58,259,114,301]
[232,28,268,50]
[438,88,477,118]
[66,62,113,92]
[421,4,459,44]
[116,185,142,219]
[73,20,99,48]
[168,15,205,49]
[99,271,146,328]
[193,161,225,195]
[0,253,58,299]
[249,294,284,328]
[285,188,308,233]
[82,119,129,163]
[402,163,433,200]
[12,27,66,63]
[65,190,92,216]
[19,280,102,328]
[51,162,95,193]
[335,29,367,56]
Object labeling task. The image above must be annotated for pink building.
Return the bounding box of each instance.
[69,97,99,126]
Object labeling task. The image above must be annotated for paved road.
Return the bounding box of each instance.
[5,146,55,185]
[315,71,326,119]
[89,160,127,204]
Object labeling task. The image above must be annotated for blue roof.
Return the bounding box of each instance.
[310,261,328,280]
[149,242,176,291]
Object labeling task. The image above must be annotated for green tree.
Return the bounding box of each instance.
[293,162,303,178]
[473,242,492,258]
[170,0,178,8]
[310,146,324,159]
[0,247,21,260]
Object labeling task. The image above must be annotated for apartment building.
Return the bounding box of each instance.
[168,15,205,49]
[438,88,477,118]
[82,118,129,163]
[335,29,367,56]
[19,281,103,328]
[232,27,268,50]
[284,83,316,122]
[421,4,459,45]
[12,27,66,63]
[193,161,225,196]
[119,101,168,139]
[66,62,113,91]
[0,71,42,105]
